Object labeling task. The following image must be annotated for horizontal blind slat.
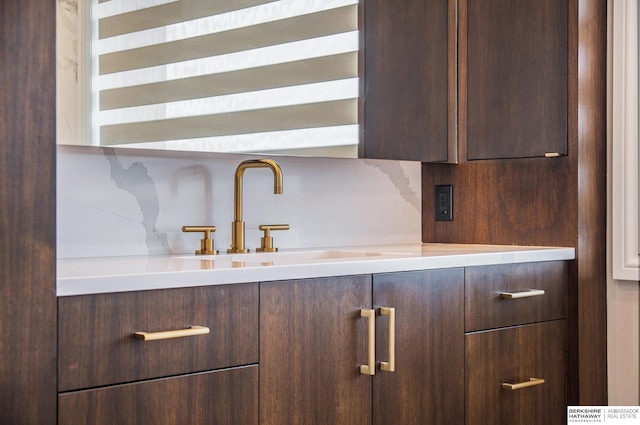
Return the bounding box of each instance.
[100,100,357,145]
[99,78,358,125]
[99,0,277,39]
[99,5,358,74]
[107,126,358,155]
[100,53,357,110]
[97,31,358,90]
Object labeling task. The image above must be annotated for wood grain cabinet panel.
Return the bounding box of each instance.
[465,321,566,425]
[0,0,57,422]
[260,270,465,425]
[58,283,258,391]
[465,261,566,332]
[463,0,569,159]
[260,275,373,425]
[364,0,453,162]
[373,269,465,425]
[58,366,258,425]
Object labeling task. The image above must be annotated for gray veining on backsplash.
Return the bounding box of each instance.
[104,149,170,255]
[57,146,421,259]
[363,159,421,213]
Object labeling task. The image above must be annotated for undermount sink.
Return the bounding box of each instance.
[175,249,406,264]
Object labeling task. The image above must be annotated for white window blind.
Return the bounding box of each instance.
[93,0,360,154]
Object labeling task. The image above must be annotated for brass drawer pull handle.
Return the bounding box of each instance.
[360,309,376,376]
[380,307,395,372]
[502,377,545,390]
[500,289,545,299]
[133,325,210,341]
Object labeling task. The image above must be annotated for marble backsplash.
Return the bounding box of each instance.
[57,146,421,258]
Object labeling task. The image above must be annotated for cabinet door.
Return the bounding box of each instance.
[260,276,372,425]
[463,0,569,159]
[466,321,566,425]
[58,366,258,425]
[465,261,566,332]
[373,269,465,425]
[59,283,258,391]
[364,0,454,162]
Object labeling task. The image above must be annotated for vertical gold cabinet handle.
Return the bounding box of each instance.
[360,309,376,375]
[501,377,545,390]
[133,325,210,341]
[380,307,395,372]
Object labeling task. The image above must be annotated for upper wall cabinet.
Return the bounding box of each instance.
[460,0,569,160]
[363,0,456,162]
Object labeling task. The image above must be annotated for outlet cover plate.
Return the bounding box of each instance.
[435,185,453,221]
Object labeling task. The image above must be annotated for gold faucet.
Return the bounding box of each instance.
[228,159,283,253]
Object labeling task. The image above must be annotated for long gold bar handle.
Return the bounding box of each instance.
[500,289,545,299]
[501,377,545,390]
[360,309,376,376]
[380,307,395,372]
[133,325,210,341]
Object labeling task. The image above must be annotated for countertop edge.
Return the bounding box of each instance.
[57,244,575,296]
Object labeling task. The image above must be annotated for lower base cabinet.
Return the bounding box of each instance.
[465,262,567,425]
[58,366,258,425]
[465,321,566,425]
[56,262,567,425]
[259,270,465,425]
[372,270,465,425]
[259,275,373,425]
[57,284,259,425]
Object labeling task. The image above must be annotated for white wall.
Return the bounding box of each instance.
[606,0,640,406]
[57,146,422,258]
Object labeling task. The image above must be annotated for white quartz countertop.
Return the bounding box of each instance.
[57,243,575,296]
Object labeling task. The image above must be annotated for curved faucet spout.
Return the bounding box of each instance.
[234,159,283,221]
[229,159,283,253]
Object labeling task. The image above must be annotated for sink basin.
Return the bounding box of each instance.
[175,249,406,264]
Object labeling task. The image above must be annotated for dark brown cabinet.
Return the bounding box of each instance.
[464,261,567,425]
[260,275,372,425]
[464,261,566,331]
[56,262,567,425]
[372,270,465,425]
[260,270,465,425]
[364,0,570,162]
[461,0,569,160]
[58,367,258,425]
[364,0,455,162]
[466,321,566,425]
[58,284,259,425]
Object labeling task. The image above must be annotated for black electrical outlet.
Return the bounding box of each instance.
[435,185,453,221]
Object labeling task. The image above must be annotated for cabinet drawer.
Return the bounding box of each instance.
[465,262,566,332]
[465,321,565,425]
[59,366,258,425]
[58,283,258,391]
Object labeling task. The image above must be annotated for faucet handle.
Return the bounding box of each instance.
[256,224,290,252]
[182,226,219,255]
